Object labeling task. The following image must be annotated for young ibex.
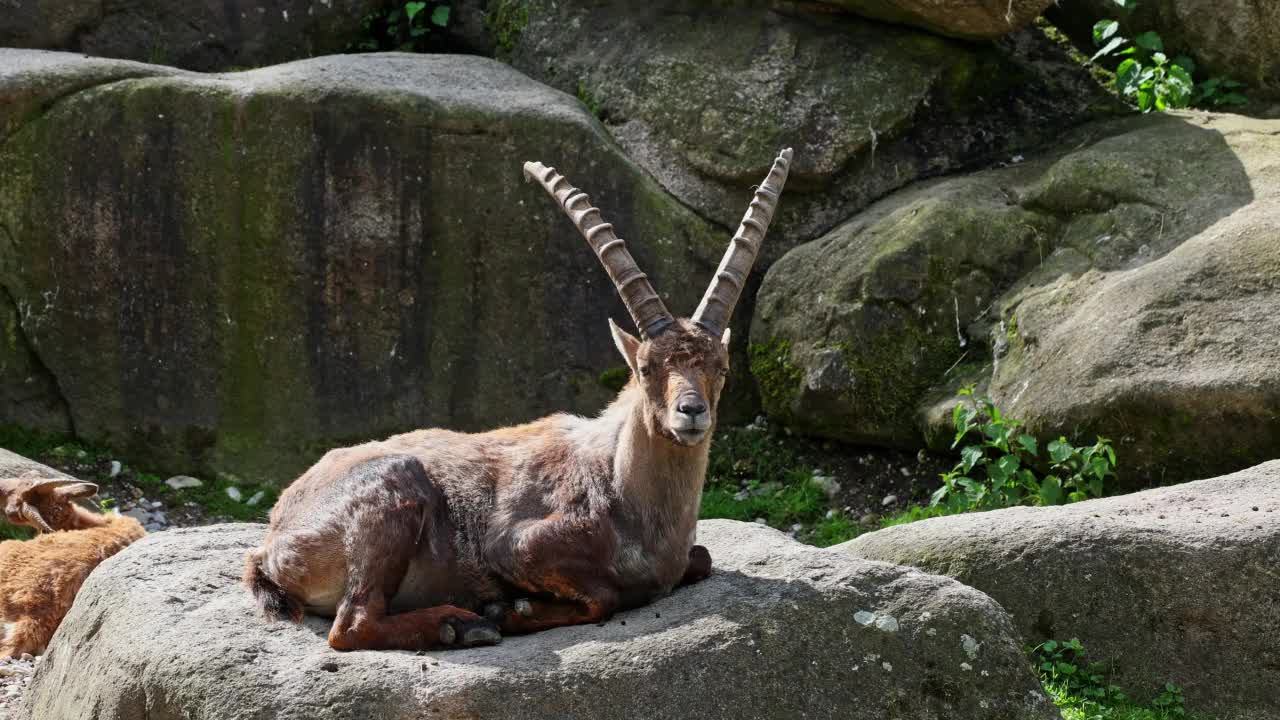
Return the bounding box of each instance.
[245,148,794,651]
[0,475,146,657]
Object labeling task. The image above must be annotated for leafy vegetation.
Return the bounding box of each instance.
[349,1,452,53]
[1089,0,1245,112]
[931,386,1114,513]
[1034,638,1193,719]
[486,0,530,56]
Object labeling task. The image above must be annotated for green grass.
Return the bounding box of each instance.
[0,524,35,541]
[0,424,276,523]
[1046,683,1193,720]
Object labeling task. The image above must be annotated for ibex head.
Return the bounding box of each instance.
[0,474,99,534]
[524,149,793,447]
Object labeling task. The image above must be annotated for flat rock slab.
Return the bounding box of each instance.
[27,520,1055,719]
[839,460,1280,720]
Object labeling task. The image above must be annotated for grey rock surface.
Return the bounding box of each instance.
[26,520,1057,719]
[0,0,382,71]
[0,50,733,483]
[503,0,1116,244]
[753,111,1280,483]
[838,460,1280,720]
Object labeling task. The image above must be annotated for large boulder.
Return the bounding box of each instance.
[501,0,1116,244]
[818,0,1054,39]
[1048,0,1280,101]
[0,50,732,483]
[0,0,381,71]
[25,520,1056,719]
[837,460,1280,720]
[752,111,1278,483]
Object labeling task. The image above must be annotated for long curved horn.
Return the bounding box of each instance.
[523,161,675,340]
[691,148,794,337]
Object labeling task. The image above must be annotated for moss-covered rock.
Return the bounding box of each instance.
[0,0,383,71]
[498,0,1118,245]
[0,50,728,483]
[756,112,1280,484]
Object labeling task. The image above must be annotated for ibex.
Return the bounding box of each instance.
[244,149,794,651]
[1,475,146,657]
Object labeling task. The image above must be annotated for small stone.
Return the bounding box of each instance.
[108,460,123,478]
[810,474,840,498]
[152,512,168,525]
[151,500,164,509]
[225,487,243,502]
[165,475,203,490]
[753,517,767,525]
[732,489,750,502]
[853,610,876,626]
[881,494,898,507]
[247,491,265,506]
[123,508,152,524]
[859,513,880,526]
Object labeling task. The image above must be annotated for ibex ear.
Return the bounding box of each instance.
[721,328,731,348]
[609,318,642,375]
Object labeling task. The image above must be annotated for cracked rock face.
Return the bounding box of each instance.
[839,460,1280,720]
[502,0,1115,245]
[0,50,732,483]
[26,520,1056,720]
[751,112,1280,484]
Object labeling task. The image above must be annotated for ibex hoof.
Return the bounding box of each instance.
[439,617,502,648]
[514,598,533,617]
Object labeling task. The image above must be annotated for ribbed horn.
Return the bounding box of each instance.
[21,503,54,534]
[523,161,674,339]
[691,148,793,337]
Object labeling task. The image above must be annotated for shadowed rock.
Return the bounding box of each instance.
[838,460,1280,720]
[26,520,1056,719]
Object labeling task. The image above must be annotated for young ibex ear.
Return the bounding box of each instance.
[721,328,731,349]
[34,480,99,501]
[609,318,642,376]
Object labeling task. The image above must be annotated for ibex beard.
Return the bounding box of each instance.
[244,149,794,651]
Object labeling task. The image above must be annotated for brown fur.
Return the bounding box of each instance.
[247,318,730,651]
[0,513,146,657]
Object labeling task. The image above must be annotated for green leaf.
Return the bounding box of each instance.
[403,1,426,21]
[961,445,985,473]
[1134,31,1164,52]
[930,484,949,507]
[1057,662,1077,675]
[996,453,1020,476]
[1172,55,1196,75]
[1017,434,1038,456]
[1090,36,1127,63]
[1048,438,1074,464]
[1092,19,1120,45]
[1038,475,1063,505]
[431,5,451,26]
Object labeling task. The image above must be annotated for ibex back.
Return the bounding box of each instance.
[245,149,794,651]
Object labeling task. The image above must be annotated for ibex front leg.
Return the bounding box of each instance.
[488,517,621,634]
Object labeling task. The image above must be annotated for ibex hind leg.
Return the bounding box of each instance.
[324,455,500,651]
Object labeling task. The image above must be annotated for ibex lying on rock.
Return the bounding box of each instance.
[245,149,794,651]
[0,476,146,657]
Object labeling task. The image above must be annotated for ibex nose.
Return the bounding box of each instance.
[677,399,707,416]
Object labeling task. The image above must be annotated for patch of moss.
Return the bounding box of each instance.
[748,339,803,417]
[598,365,630,393]
[575,80,604,119]
[485,0,530,57]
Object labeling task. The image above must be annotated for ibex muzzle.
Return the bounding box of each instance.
[246,149,793,652]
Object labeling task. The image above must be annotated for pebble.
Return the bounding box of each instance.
[810,474,841,498]
[247,491,265,507]
[753,517,767,525]
[165,475,204,490]
[225,487,243,502]
[881,494,898,507]
[108,460,123,478]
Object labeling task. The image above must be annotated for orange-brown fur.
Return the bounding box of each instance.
[247,318,729,651]
[0,513,146,657]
